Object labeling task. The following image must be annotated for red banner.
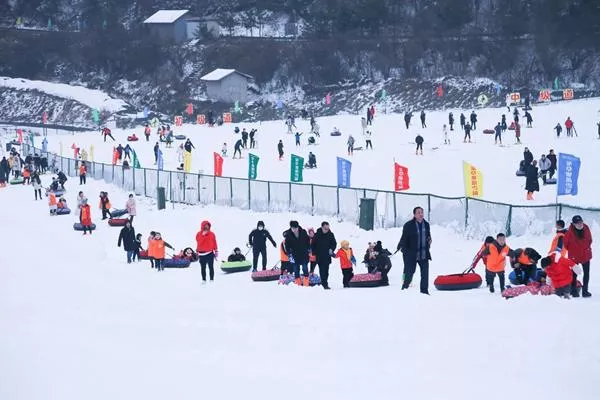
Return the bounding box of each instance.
[223,113,232,123]
[538,89,551,102]
[17,129,23,144]
[196,114,205,124]
[42,111,48,124]
[174,115,183,127]
[186,103,193,115]
[394,163,410,191]
[214,152,223,177]
[436,84,443,97]
[563,88,574,100]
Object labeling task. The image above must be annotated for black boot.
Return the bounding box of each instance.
[582,290,592,298]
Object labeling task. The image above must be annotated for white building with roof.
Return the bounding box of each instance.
[143,10,190,44]
[200,69,253,103]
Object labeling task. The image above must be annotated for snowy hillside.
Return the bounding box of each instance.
[0,171,598,400]
[39,97,600,209]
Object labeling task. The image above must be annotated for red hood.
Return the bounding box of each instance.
[201,220,211,231]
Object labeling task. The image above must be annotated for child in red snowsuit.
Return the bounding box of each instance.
[540,255,576,298]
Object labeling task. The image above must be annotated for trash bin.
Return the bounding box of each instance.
[358,198,375,231]
[157,187,166,210]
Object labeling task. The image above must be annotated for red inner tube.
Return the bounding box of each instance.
[434,273,482,290]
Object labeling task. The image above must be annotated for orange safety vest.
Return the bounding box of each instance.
[49,193,57,206]
[23,169,30,178]
[79,165,86,175]
[145,127,151,135]
[154,239,166,259]
[280,242,289,262]
[517,250,534,266]
[147,239,156,258]
[80,205,92,225]
[486,243,511,273]
[549,232,568,257]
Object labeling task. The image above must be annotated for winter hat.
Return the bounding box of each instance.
[484,236,495,244]
[340,240,350,248]
[374,241,383,253]
[234,247,241,253]
[201,220,211,230]
[257,221,265,228]
[290,220,299,228]
[540,256,552,269]
[308,227,315,235]
[572,215,583,224]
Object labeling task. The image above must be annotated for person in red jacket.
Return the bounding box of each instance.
[540,255,577,298]
[564,117,575,137]
[196,220,218,283]
[563,215,592,297]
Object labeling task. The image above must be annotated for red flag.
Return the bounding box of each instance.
[213,152,223,177]
[42,111,48,124]
[436,84,443,97]
[394,163,410,191]
[186,103,193,115]
[17,129,23,144]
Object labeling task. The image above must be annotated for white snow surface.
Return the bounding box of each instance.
[143,10,189,24]
[0,174,598,400]
[41,97,600,207]
[0,76,129,113]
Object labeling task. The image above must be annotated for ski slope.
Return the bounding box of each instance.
[0,174,598,400]
[39,97,600,207]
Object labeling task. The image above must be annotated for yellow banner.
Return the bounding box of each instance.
[463,161,483,198]
[183,151,191,173]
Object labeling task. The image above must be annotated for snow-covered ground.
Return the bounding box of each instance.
[37,97,600,207]
[0,174,598,400]
[0,76,129,113]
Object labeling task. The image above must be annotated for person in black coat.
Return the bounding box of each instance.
[57,171,68,189]
[523,147,534,166]
[470,111,478,130]
[277,140,284,161]
[501,114,507,132]
[547,149,557,179]
[0,156,8,182]
[248,221,276,272]
[284,220,311,280]
[184,139,195,153]
[310,221,337,290]
[241,129,249,148]
[448,112,454,131]
[363,241,392,286]
[397,206,432,294]
[153,143,159,164]
[249,129,257,149]
[460,113,466,130]
[415,134,424,155]
[233,139,243,159]
[117,221,136,264]
[525,160,539,200]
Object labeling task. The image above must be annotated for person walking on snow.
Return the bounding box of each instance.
[278,140,284,161]
[463,123,472,143]
[420,110,426,128]
[126,194,136,223]
[249,129,257,149]
[547,149,557,179]
[525,160,539,200]
[32,171,42,200]
[99,191,112,220]
[347,135,355,155]
[525,111,533,128]
[79,162,87,185]
[310,221,337,290]
[443,124,450,144]
[241,129,249,148]
[144,124,151,141]
[196,220,218,283]
[295,131,302,147]
[554,123,563,138]
[515,122,522,144]
[284,220,311,286]
[563,215,593,297]
[470,111,478,130]
[460,113,466,130]
[184,139,195,153]
[117,220,136,264]
[397,206,432,295]
[102,127,115,142]
[565,117,575,137]
[365,130,373,149]
[415,134,424,155]
[494,122,502,145]
[501,114,507,132]
[153,143,159,164]
[248,221,276,272]
[404,112,412,129]
[233,139,243,159]
[123,144,132,161]
[448,112,454,131]
[538,154,551,184]
[221,143,228,157]
[149,232,174,271]
[361,117,367,135]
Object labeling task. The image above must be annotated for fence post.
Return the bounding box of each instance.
[212,175,216,204]
[336,187,340,216]
[393,192,397,227]
[427,194,431,222]
[122,166,125,187]
[229,177,233,207]
[311,184,315,215]
[143,168,147,197]
[557,203,563,220]
[363,188,367,198]
[248,179,251,210]
[288,183,292,211]
[464,197,469,232]
[169,171,173,204]
[182,173,186,203]
[112,164,115,183]
[267,181,271,212]
[132,166,136,193]
[102,163,104,180]
[506,205,513,237]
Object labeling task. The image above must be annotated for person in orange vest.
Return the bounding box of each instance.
[147,231,156,268]
[469,236,495,271]
[22,167,31,185]
[308,228,317,273]
[334,240,356,288]
[80,199,93,235]
[148,232,173,271]
[48,192,58,215]
[79,162,87,185]
[482,233,515,293]
[511,247,542,284]
[99,191,112,220]
[279,239,290,276]
[549,219,568,257]
[144,124,151,142]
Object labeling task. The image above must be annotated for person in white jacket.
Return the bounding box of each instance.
[126,194,137,223]
[177,144,184,164]
[538,154,552,184]
[364,130,373,150]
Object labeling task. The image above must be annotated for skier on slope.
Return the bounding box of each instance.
[233,139,243,159]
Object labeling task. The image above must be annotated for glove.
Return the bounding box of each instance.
[329,249,335,256]
[351,255,357,265]
[213,250,219,260]
[289,255,295,264]
[513,262,521,269]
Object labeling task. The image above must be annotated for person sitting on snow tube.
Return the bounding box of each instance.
[49,177,59,192]
[57,197,68,211]
[48,192,58,215]
[176,247,198,262]
[363,241,393,286]
[228,247,246,262]
[511,247,542,285]
[128,134,138,141]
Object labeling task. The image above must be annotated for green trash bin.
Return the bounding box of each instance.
[157,187,166,210]
[359,198,375,231]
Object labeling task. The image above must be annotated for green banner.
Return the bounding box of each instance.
[290,154,304,183]
[91,109,100,124]
[248,153,259,180]
[132,150,141,169]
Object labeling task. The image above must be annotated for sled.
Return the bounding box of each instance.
[127,135,139,142]
[515,169,527,177]
[221,261,252,273]
[108,218,129,227]
[73,223,96,231]
[111,209,128,218]
[162,258,191,268]
[9,178,24,185]
[251,268,280,282]
[138,250,150,260]
[56,207,71,215]
[508,268,544,286]
[175,135,186,140]
[348,272,384,288]
[434,272,482,291]
[483,129,495,134]
[330,131,342,137]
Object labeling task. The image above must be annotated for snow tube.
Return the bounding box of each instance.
[56,207,71,215]
[138,250,150,260]
[278,273,295,285]
[309,274,321,286]
[509,268,544,285]
[502,283,554,299]
[434,273,482,291]
[127,135,139,142]
[330,131,342,137]
[483,129,495,134]
[515,169,527,177]
[175,135,186,140]
[73,223,96,231]
[545,178,557,185]
[251,268,280,282]
[111,209,128,217]
[49,189,65,197]
[221,261,252,273]
[9,178,23,185]
[162,258,191,268]
[108,218,129,227]
[348,272,383,288]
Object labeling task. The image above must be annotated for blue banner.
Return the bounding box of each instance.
[157,149,164,171]
[337,157,352,188]
[557,153,580,196]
